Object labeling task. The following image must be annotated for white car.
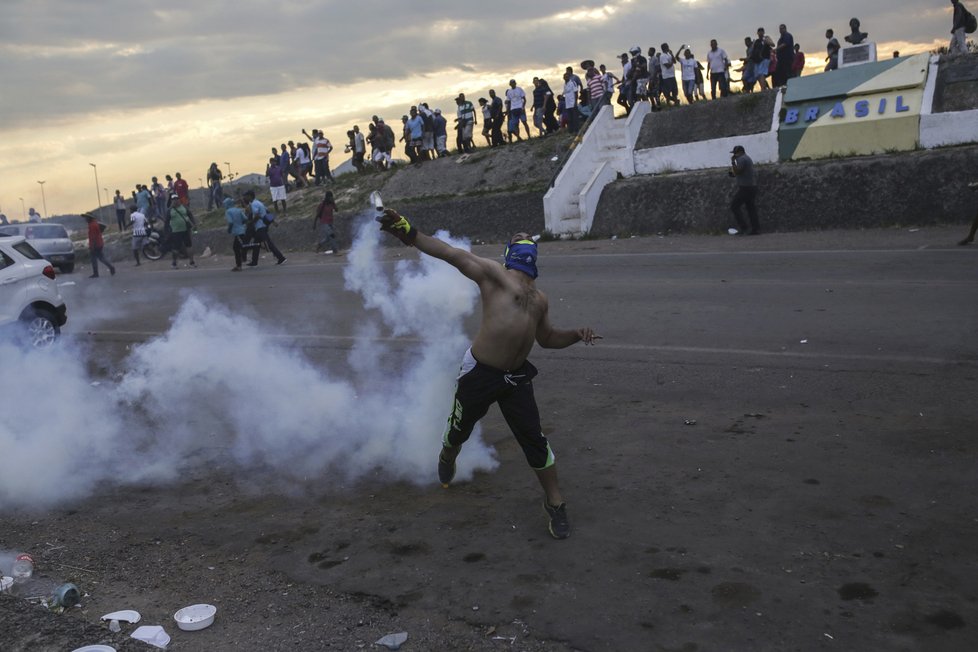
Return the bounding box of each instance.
[0,234,68,347]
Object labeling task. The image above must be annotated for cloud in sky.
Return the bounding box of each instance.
[0,0,956,215]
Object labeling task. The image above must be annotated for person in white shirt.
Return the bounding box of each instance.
[600,64,618,104]
[130,206,148,266]
[658,43,680,106]
[505,80,531,141]
[562,71,581,134]
[617,52,633,113]
[706,39,731,98]
[679,50,699,102]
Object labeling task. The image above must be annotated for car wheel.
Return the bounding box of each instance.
[23,308,60,348]
[60,263,74,274]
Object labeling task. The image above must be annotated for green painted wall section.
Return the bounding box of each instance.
[784,54,928,103]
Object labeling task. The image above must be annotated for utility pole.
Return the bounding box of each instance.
[89,163,104,221]
[37,180,48,219]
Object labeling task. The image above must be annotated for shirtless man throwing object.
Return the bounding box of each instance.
[378,210,601,539]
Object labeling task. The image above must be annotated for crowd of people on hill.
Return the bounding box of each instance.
[255,24,818,187]
[89,9,974,267]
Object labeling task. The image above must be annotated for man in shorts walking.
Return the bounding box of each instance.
[377,211,601,539]
[267,157,287,215]
[130,204,148,266]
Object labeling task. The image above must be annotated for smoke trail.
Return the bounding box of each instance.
[0,217,498,509]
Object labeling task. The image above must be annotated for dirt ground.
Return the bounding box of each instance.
[2,227,977,651]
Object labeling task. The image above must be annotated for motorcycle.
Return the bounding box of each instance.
[141,220,166,261]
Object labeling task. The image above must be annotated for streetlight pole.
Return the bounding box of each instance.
[223,161,231,180]
[89,163,104,221]
[37,180,48,220]
[19,197,26,221]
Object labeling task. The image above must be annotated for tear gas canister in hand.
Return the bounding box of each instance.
[369,191,384,215]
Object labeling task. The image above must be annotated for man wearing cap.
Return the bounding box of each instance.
[628,47,650,103]
[376,210,601,540]
[729,145,761,235]
[454,93,476,153]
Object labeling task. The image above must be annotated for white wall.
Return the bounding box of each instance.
[634,131,779,175]
[633,90,783,175]
[920,110,978,148]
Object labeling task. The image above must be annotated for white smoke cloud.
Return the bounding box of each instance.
[0,217,498,509]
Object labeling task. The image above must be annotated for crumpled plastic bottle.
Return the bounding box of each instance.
[11,554,35,581]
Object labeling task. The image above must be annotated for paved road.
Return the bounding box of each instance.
[50,227,978,650]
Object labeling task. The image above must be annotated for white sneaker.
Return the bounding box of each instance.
[324,250,334,255]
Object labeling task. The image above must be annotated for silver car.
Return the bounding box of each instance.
[0,223,76,273]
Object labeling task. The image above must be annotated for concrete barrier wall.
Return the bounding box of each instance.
[634,129,779,175]
[634,91,779,149]
[593,145,978,237]
[921,109,978,148]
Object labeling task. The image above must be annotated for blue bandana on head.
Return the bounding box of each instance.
[504,240,538,279]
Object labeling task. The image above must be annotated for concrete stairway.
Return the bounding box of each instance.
[543,102,649,236]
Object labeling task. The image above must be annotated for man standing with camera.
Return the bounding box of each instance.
[729,145,761,235]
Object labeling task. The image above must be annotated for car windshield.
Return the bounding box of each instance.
[12,241,44,260]
[0,226,20,236]
[24,225,69,239]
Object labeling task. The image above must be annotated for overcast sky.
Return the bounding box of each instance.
[0,0,954,218]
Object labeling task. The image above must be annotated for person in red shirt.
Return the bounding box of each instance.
[792,44,806,78]
[172,172,190,206]
[311,190,338,254]
[85,213,116,278]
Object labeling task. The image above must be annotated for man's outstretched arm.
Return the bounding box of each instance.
[378,209,498,283]
[535,297,601,349]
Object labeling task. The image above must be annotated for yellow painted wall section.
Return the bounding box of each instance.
[792,115,919,159]
[790,89,923,159]
[848,53,930,96]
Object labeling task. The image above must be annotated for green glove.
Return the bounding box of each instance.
[377,209,417,245]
